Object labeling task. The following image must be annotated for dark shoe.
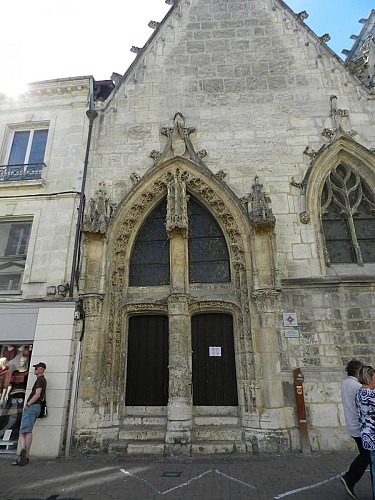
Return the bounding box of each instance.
[19,456,29,467]
[341,476,357,499]
[11,458,20,466]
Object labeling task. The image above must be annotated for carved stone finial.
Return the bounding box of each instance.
[155,113,207,167]
[130,46,142,54]
[247,176,276,228]
[83,183,115,234]
[165,0,174,4]
[166,169,189,234]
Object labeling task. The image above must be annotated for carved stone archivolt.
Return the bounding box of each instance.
[98,160,254,417]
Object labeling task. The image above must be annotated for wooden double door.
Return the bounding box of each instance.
[125,313,238,406]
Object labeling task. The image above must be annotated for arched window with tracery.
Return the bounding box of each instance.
[320,163,375,265]
[128,194,230,286]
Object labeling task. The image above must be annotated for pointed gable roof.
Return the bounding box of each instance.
[97,0,374,109]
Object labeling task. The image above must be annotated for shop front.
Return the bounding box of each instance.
[0,302,77,457]
[0,343,32,450]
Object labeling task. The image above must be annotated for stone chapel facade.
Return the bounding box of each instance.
[73,0,375,455]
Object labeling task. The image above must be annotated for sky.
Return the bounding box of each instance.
[0,0,373,96]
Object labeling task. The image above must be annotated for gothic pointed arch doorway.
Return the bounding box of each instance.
[81,157,262,454]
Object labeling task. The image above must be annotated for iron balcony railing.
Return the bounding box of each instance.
[0,162,45,181]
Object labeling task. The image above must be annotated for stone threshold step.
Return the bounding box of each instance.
[108,440,247,456]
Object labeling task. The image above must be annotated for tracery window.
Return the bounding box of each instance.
[128,195,230,286]
[320,164,375,265]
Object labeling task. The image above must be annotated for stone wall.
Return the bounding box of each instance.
[280,280,375,451]
[77,0,375,453]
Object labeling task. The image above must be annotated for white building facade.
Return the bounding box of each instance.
[0,77,91,456]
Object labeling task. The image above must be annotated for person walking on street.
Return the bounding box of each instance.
[356,365,375,500]
[341,359,370,499]
[12,362,47,467]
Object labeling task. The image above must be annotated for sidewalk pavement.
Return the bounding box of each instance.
[0,451,372,500]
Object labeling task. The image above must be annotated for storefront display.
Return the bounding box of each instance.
[0,345,32,442]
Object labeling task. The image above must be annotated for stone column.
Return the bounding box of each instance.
[165,293,192,454]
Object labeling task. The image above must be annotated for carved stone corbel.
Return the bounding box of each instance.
[81,293,104,317]
[252,289,280,312]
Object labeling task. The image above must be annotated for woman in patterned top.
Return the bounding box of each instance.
[356,365,375,500]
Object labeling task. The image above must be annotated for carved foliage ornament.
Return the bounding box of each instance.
[252,289,280,312]
[81,294,103,317]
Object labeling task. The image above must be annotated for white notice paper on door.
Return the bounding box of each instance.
[209,346,222,357]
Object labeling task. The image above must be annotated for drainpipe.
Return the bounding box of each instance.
[65,77,96,455]
[69,76,98,298]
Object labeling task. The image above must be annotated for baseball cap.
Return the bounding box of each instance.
[33,362,46,369]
